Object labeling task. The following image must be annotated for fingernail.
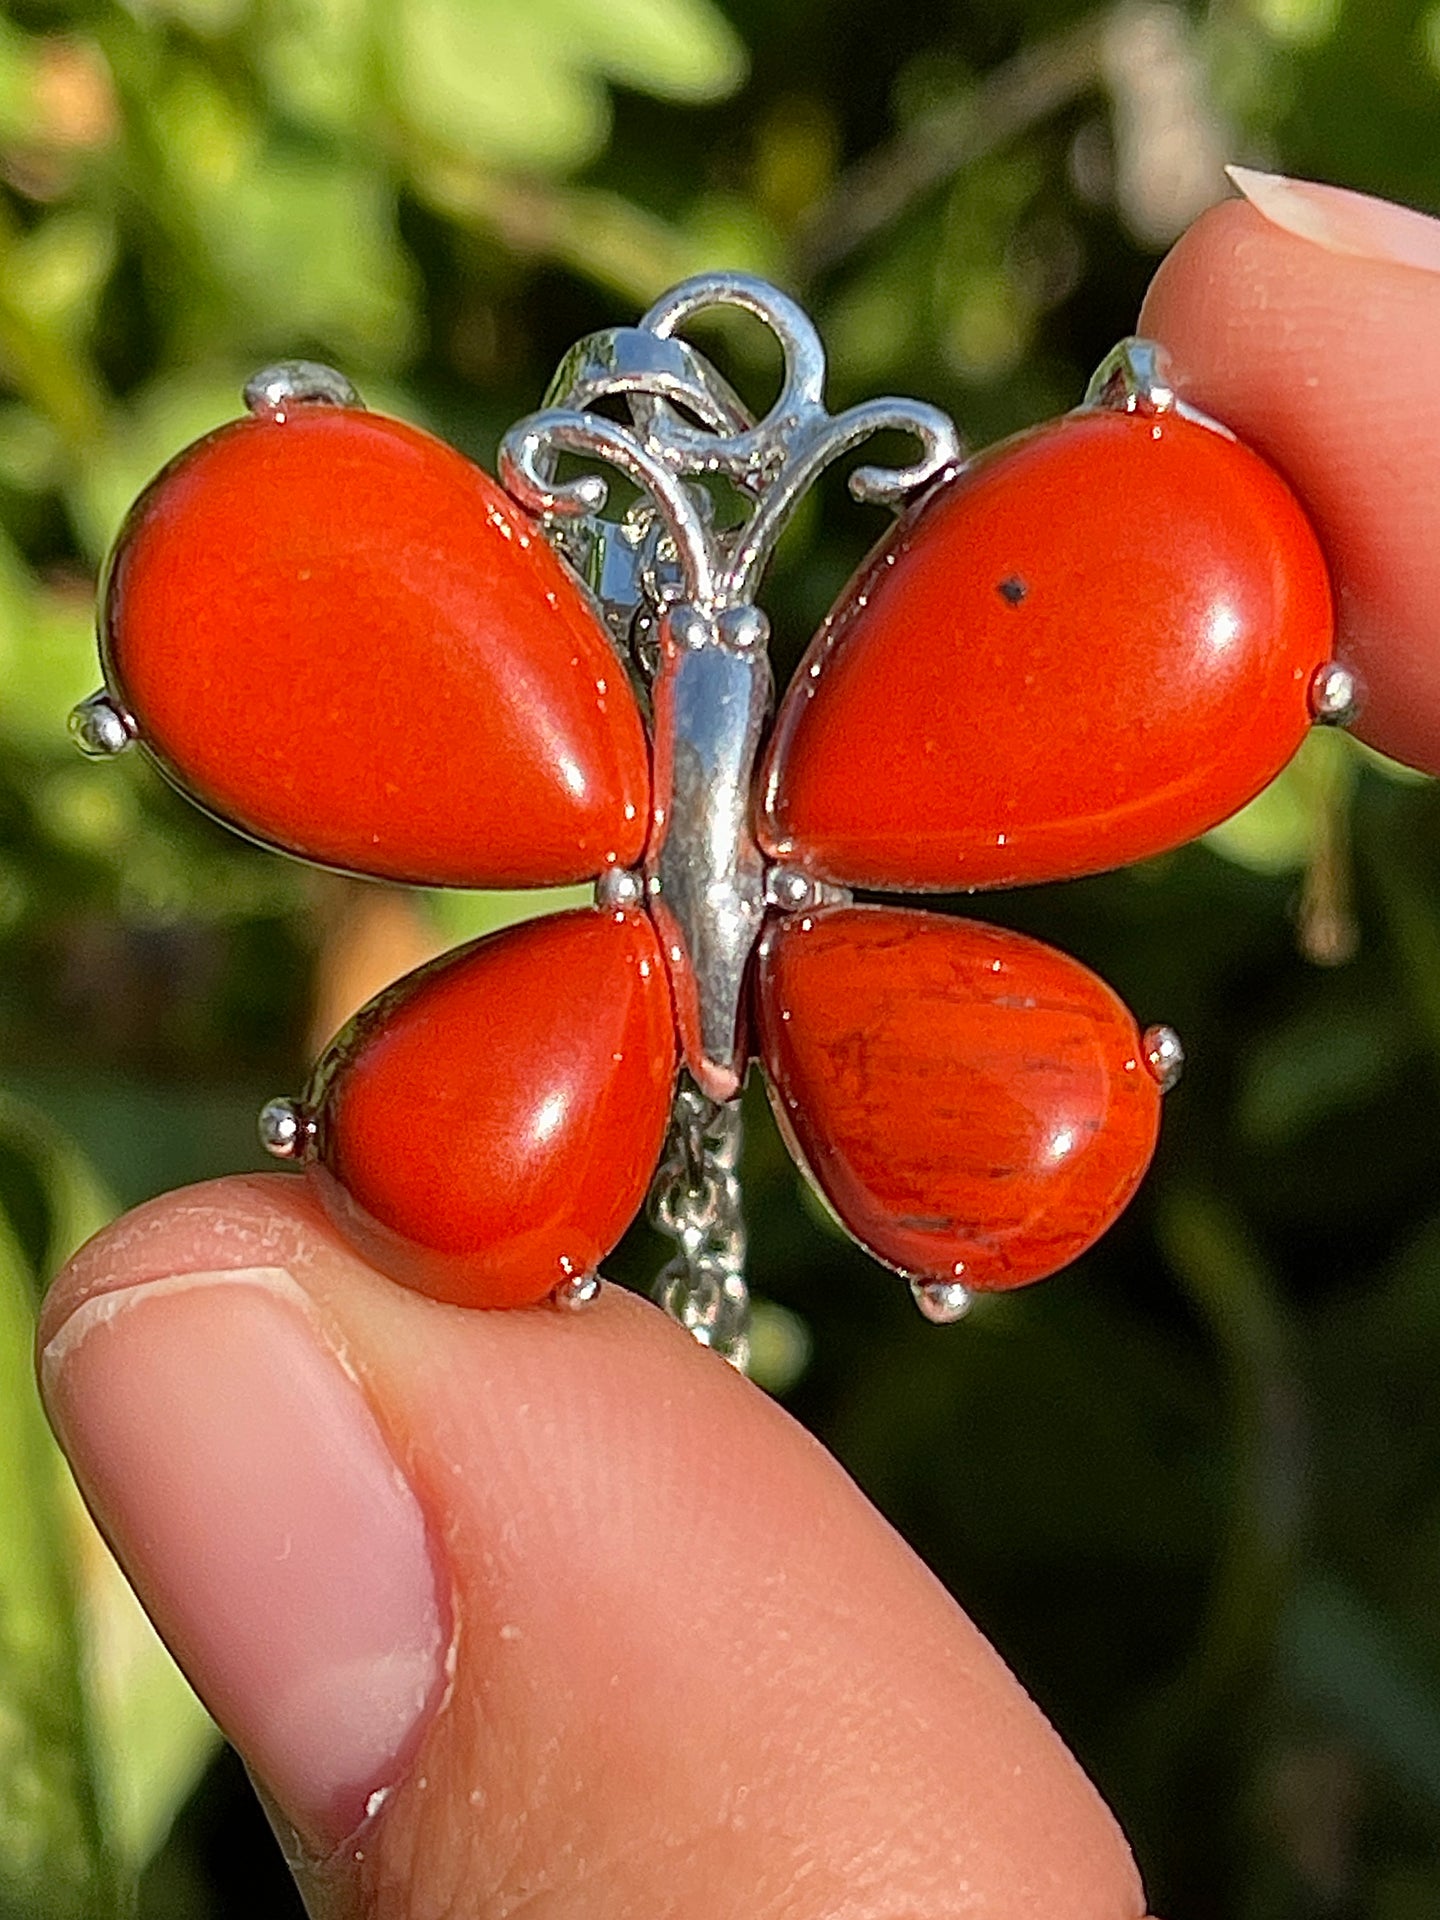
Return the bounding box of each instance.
[40,1267,447,1850]
[1227,165,1440,275]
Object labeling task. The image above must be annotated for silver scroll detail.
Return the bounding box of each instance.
[499,272,963,1365]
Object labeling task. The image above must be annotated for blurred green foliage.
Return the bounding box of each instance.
[2,0,1440,1914]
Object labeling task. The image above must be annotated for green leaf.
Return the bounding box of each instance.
[395,0,612,172]
[0,1206,120,1918]
[68,373,244,562]
[1204,724,1359,875]
[421,884,590,945]
[206,153,417,364]
[0,1092,114,1277]
[6,213,115,346]
[77,1524,220,1876]
[1202,753,1317,873]
[0,1101,219,1892]
[1283,1575,1440,1807]
[542,0,747,101]
[0,542,97,752]
[389,0,744,174]
[0,21,46,147]
[1236,997,1408,1147]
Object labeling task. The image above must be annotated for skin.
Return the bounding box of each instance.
[36,186,1440,1918]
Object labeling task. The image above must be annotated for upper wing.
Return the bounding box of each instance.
[757,405,1334,892]
[101,402,648,888]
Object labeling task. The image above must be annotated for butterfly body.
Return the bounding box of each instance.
[645,604,773,1102]
[77,283,1344,1346]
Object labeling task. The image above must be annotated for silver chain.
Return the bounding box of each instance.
[648,1083,750,1371]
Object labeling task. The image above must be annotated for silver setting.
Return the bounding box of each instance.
[650,1083,750,1370]
[1309,660,1363,728]
[258,1096,312,1160]
[1084,337,1177,416]
[502,272,961,1108]
[764,865,851,914]
[1083,337,1233,436]
[595,867,645,912]
[243,361,363,419]
[543,323,751,439]
[552,1271,602,1311]
[910,1278,974,1325]
[500,408,720,608]
[1142,1024,1185,1093]
[68,689,135,758]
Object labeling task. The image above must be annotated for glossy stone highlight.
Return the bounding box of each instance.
[104,408,649,887]
[306,908,676,1308]
[759,407,1333,890]
[754,906,1161,1289]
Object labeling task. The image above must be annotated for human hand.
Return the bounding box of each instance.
[37,174,1440,1920]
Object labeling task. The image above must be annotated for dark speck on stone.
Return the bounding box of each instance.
[997,576,1027,606]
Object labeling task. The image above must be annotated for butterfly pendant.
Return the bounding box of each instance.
[71,277,1349,1364]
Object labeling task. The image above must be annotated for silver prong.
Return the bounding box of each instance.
[667,603,715,652]
[1084,337,1178,417]
[716,605,770,653]
[258,1097,312,1160]
[68,689,135,758]
[763,865,851,915]
[765,865,816,913]
[910,1277,973,1325]
[552,1271,602,1311]
[1309,661,1363,728]
[595,867,645,912]
[244,361,363,419]
[1142,1024,1185,1092]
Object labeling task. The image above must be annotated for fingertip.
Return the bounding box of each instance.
[37,1172,329,1351]
[1139,192,1440,773]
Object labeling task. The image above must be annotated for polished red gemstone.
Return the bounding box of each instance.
[104,407,648,887]
[305,908,676,1308]
[758,407,1333,891]
[753,905,1160,1289]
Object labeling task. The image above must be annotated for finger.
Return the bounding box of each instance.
[1138,171,1440,774]
[39,1175,1149,1920]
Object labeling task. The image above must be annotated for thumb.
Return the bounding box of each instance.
[38,1174,1149,1920]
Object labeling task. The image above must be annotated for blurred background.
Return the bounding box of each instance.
[1,0,1439,1914]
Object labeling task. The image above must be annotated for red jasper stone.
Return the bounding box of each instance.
[753,905,1160,1289]
[759,407,1333,891]
[305,908,676,1308]
[104,407,648,887]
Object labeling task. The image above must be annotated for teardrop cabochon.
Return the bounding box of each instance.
[753,905,1161,1289]
[102,407,649,888]
[305,907,677,1308]
[759,406,1334,892]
